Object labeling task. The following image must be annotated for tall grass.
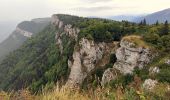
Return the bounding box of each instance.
[0,83,169,100]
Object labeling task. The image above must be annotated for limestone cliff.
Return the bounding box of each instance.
[66,38,116,88]
[15,27,33,38]
[52,15,153,88]
[102,36,153,85]
[52,15,80,54]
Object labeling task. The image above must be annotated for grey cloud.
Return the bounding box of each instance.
[73,6,114,12]
[72,6,137,12]
[80,0,112,3]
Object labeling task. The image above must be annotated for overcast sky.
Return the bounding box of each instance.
[0,0,170,21]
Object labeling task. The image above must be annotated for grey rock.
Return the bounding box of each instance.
[114,39,152,74]
[143,79,158,90]
[149,67,160,74]
[101,68,118,86]
[52,15,80,54]
[165,59,170,65]
[66,38,115,88]
[102,38,152,85]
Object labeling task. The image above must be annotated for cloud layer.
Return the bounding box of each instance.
[0,0,170,21]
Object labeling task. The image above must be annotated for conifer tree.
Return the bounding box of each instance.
[156,20,159,26]
[143,18,146,25]
[162,20,169,35]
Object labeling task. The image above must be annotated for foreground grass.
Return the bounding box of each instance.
[1,83,170,100]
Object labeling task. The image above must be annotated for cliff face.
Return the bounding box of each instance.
[66,38,116,88]
[102,36,152,85]
[114,39,151,74]
[52,15,117,88]
[0,18,50,61]
[52,15,80,54]
[15,27,33,38]
[52,15,154,88]
[52,15,153,88]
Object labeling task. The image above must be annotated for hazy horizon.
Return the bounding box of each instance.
[0,0,170,42]
[0,0,170,22]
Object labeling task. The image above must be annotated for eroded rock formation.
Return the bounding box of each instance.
[66,38,116,88]
[52,15,153,88]
[52,15,80,54]
[102,37,152,85]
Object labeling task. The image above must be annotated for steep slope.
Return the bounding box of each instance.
[0,18,50,61]
[134,8,170,24]
[0,14,127,92]
[0,15,84,92]
[0,14,170,99]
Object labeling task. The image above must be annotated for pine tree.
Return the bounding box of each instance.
[156,20,159,26]
[163,20,169,35]
[143,18,146,25]
[160,20,169,36]
[139,20,143,26]
[139,19,146,26]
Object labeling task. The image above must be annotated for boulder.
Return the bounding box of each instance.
[143,79,158,90]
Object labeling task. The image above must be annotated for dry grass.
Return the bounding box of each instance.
[1,83,169,100]
[0,91,10,100]
[40,86,114,100]
[122,35,150,48]
[0,89,36,100]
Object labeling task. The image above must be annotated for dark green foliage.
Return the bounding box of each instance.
[159,35,170,51]
[160,20,169,36]
[109,74,134,88]
[77,19,122,42]
[109,54,117,64]
[0,24,75,93]
[156,63,170,83]
[139,19,147,26]
[143,33,160,45]
[143,19,147,26]
[155,20,159,26]
[133,67,149,80]
[1,14,170,94]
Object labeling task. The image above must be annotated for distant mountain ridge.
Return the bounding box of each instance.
[107,15,142,22]
[133,8,170,24]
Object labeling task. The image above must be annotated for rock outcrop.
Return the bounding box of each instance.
[101,68,119,86]
[102,36,152,85]
[66,38,116,88]
[52,15,153,88]
[15,27,33,38]
[51,15,118,88]
[52,15,80,54]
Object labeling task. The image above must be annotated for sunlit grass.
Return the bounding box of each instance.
[122,35,150,48]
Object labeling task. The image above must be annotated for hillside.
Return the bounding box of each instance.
[0,18,50,61]
[134,8,170,24]
[0,14,170,99]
